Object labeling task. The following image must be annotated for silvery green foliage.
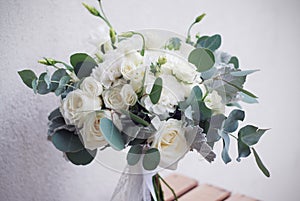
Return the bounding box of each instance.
[204,67,246,104]
[186,126,216,162]
[116,114,156,146]
[47,108,77,138]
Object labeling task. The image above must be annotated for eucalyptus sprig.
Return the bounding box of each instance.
[186,13,206,45]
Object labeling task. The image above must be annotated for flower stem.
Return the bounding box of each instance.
[157,174,178,201]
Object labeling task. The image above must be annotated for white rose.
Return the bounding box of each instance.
[120,84,138,106]
[204,90,225,114]
[172,61,199,84]
[60,89,102,127]
[80,77,103,97]
[80,111,110,150]
[103,86,127,110]
[152,119,188,170]
[120,52,144,80]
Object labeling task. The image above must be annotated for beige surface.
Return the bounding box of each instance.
[179,184,231,201]
[161,174,198,201]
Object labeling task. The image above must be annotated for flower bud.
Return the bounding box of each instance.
[38,58,56,66]
[82,3,100,17]
[158,56,167,65]
[195,13,206,23]
[119,32,134,38]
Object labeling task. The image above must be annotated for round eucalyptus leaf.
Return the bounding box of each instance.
[66,149,97,166]
[127,145,143,166]
[142,148,160,171]
[51,129,84,152]
[99,118,125,151]
[188,48,215,72]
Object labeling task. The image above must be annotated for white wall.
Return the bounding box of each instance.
[1,0,299,200]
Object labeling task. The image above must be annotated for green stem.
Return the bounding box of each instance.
[229,133,238,140]
[158,174,178,201]
[186,22,196,44]
[120,31,146,56]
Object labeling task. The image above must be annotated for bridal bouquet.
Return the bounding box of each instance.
[18,0,270,200]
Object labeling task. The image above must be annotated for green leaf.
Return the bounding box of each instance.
[206,114,226,144]
[229,56,239,69]
[218,130,232,164]
[37,73,52,95]
[51,129,84,152]
[32,78,38,94]
[196,36,209,47]
[149,77,163,104]
[188,48,215,72]
[204,67,246,103]
[44,71,51,89]
[196,34,221,51]
[120,109,150,127]
[99,118,125,151]
[66,149,97,166]
[54,76,71,96]
[222,79,258,98]
[143,148,160,170]
[51,69,68,91]
[240,92,259,104]
[226,102,242,109]
[127,145,143,166]
[230,70,259,77]
[48,108,61,121]
[70,53,98,79]
[18,70,37,88]
[252,148,270,177]
[236,137,251,162]
[223,109,245,133]
[239,125,269,146]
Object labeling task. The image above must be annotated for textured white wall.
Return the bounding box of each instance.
[1,0,299,200]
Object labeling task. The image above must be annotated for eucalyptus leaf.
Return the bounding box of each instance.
[51,69,67,91]
[218,130,232,164]
[70,53,97,79]
[188,48,215,72]
[51,129,84,152]
[239,125,269,146]
[252,148,270,177]
[120,109,150,127]
[66,149,97,166]
[99,118,125,151]
[18,69,37,89]
[196,34,221,51]
[32,78,37,94]
[149,77,163,104]
[44,71,51,89]
[127,145,143,166]
[222,79,258,98]
[229,56,239,69]
[223,109,245,133]
[230,70,259,77]
[236,137,251,162]
[48,107,62,121]
[37,73,52,95]
[55,76,71,96]
[240,92,259,104]
[143,148,160,170]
